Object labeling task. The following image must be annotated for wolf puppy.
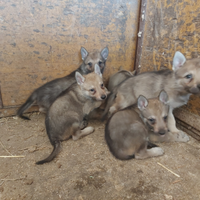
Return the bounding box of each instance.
[104,51,200,142]
[89,69,135,120]
[107,69,135,92]
[105,91,168,160]
[36,64,109,164]
[17,47,109,120]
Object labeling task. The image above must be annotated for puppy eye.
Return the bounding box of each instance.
[100,83,104,88]
[185,74,192,79]
[90,88,95,93]
[88,62,92,67]
[148,118,155,124]
[99,61,103,65]
[163,116,168,121]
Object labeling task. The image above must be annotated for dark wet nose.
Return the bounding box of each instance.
[190,87,200,94]
[101,95,106,100]
[159,130,166,135]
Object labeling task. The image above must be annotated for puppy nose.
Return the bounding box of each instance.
[101,95,106,100]
[159,130,166,135]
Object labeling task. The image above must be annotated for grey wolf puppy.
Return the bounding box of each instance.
[17,47,109,120]
[105,91,168,160]
[36,64,109,164]
[88,69,135,121]
[103,51,200,142]
[99,69,135,121]
[107,69,135,92]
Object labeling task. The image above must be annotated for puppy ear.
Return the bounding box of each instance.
[159,90,168,104]
[101,47,109,60]
[81,47,88,61]
[75,72,85,85]
[95,64,102,78]
[137,95,148,110]
[172,51,186,71]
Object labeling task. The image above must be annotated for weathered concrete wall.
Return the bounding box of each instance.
[0,0,140,117]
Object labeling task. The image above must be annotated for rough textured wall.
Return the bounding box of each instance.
[138,0,200,130]
[0,0,140,116]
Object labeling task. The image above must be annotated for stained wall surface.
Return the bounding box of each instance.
[0,0,140,117]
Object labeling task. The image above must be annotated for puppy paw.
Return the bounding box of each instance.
[39,107,47,113]
[72,127,95,141]
[149,147,164,157]
[172,131,190,142]
[80,120,88,130]
[86,126,95,133]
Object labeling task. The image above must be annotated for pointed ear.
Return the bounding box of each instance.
[81,47,88,60]
[95,64,102,78]
[101,47,109,60]
[172,51,186,71]
[159,90,168,104]
[75,72,85,85]
[137,95,148,110]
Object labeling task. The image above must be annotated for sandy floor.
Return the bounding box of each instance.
[0,112,200,200]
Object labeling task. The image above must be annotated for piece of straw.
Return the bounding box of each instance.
[157,162,180,177]
[0,156,25,158]
[0,140,13,156]
[171,180,182,184]
[1,178,25,181]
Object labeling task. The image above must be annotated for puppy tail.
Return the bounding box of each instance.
[36,141,61,165]
[17,93,37,120]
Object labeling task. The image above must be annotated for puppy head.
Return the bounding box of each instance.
[81,47,109,74]
[173,51,200,94]
[137,90,169,135]
[76,64,109,101]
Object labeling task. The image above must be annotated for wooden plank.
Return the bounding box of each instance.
[0,0,140,113]
[176,119,200,141]
[139,0,200,137]
[174,108,200,132]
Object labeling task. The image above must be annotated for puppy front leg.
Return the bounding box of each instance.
[167,107,179,132]
[167,107,189,142]
[80,114,89,130]
[72,127,95,141]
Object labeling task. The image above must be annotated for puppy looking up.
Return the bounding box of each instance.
[103,51,200,142]
[17,47,109,120]
[36,64,109,165]
[105,91,169,160]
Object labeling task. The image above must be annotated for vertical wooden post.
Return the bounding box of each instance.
[0,86,3,108]
[134,0,147,74]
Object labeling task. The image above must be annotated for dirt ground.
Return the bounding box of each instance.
[0,112,200,200]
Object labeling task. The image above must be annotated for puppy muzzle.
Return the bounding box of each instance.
[189,86,200,94]
[158,130,166,135]
[101,95,107,100]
